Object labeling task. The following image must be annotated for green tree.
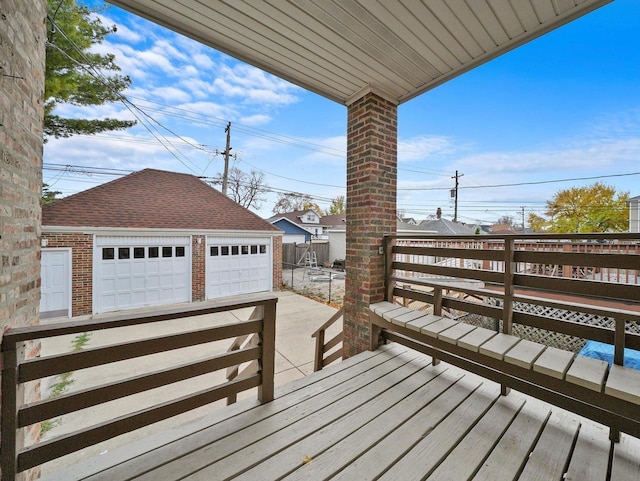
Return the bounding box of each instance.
[528,182,629,233]
[42,183,62,205]
[325,195,345,215]
[45,0,135,139]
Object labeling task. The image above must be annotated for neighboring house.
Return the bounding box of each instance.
[41,169,282,318]
[418,217,481,236]
[629,195,640,233]
[268,217,312,243]
[328,221,435,263]
[267,209,344,240]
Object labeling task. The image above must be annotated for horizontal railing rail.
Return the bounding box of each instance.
[1,294,277,481]
[311,307,344,371]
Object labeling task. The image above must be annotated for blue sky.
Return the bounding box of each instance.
[44,0,640,225]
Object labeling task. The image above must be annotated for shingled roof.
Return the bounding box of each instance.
[43,169,279,232]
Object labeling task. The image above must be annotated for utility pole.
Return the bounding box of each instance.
[451,170,463,222]
[222,122,232,196]
[520,206,525,230]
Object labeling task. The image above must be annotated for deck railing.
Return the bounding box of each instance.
[311,307,344,371]
[379,232,640,439]
[1,294,277,481]
[385,233,640,360]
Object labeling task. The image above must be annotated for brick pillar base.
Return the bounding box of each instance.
[344,92,397,357]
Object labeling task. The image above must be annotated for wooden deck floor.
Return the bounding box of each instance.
[43,345,640,481]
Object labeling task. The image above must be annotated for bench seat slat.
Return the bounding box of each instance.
[605,364,640,404]
[479,334,521,360]
[421,318,459,338]
[533,347,574,380]
[438,323,476,345]
[566,356,608,392]
[505,340,547,369]
[370,302,403,317]
[405,315,443,332]
[382,306,414,322]
[390,310,430,327]
[458,327,497,352]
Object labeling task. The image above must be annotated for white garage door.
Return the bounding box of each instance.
[206,237,272,299]
[95,236,190,313]
[41,248,71,319]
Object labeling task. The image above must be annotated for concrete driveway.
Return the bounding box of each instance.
[38,290,342,475]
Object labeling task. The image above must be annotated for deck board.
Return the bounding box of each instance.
[377,383,500,481]
[135,349,423,480]
[473,399,551,481]
[565,421,611,481]
[425,395,525,480]
[40,345,640,481]
[518,410,581,481]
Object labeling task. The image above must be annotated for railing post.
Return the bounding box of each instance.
[1,341,25,481]
[610,316,624,443]
[502,237,515,396]
[314,329,326,372]
[384,235,395,302]
[258,300,276,403]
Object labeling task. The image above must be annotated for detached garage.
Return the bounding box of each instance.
[42,169,282,317]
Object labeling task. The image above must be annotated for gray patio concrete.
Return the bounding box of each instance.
[37,290,341,476]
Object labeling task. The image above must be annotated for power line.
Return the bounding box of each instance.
[398,171,640,191]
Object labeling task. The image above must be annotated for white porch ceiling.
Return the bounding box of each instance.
[108,0,612,105]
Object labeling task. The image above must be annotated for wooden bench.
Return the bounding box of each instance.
[369,301,640,441]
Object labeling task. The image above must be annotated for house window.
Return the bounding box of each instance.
[260,245,267,254]
[118,248,130,260]
[241,245,249,255]
[102,248,114,260]
[176,246,185,257]
[231,246,239,255]
[133,247,145,259]
[162,246,173,257]
[221,246,229,256]
[306,215,314,222]
[149,247,159,258]
[251,245,258,254]
[210,246,219,256]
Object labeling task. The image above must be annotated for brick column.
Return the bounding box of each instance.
[192,235,206,302]
[0,1,47,479]
[272,235,283,291]
[344,91,397,357]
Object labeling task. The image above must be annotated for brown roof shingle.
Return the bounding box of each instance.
[43,169,279,232]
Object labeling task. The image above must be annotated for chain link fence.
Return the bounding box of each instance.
[282,262,345,306]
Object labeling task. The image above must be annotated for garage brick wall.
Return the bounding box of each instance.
[43,233,93,317]
[192,235,205,301]
[272,235,283,290]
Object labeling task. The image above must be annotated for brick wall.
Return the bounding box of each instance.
[43,233,94,317]
[0,1,47,479]
[344,92,397,357]
[192,235,205,301]
[272,235,283,290]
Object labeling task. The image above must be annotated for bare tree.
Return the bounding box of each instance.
[272,192,321,214]
[213,167,268,210]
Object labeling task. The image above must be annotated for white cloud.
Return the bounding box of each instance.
[240,114,272,126]
[398,135,462,163]
[151,86,191,103]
